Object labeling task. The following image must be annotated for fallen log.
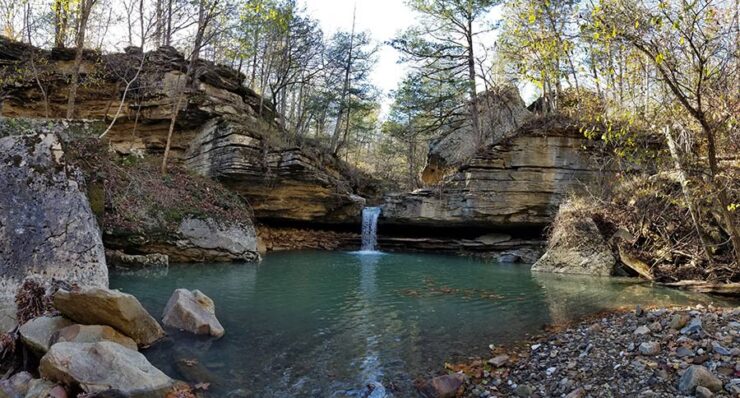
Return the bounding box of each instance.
[658,280,740,295]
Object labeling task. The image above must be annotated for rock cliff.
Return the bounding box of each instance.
[0,132,108,297]
[382,115,614,229]
[0,38,372,225]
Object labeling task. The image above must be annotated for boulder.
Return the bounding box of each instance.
[0,371,32,397]
[162,289,224,338]
[19,316,73,354]
[0,133,108,297]
[23,379,67,398]
[532,201,615,276]
[416,373,466,398]
[678,365,723,393]
[176,217,259,262]
[39,342,174,396]
[53,288,165,346]
[0,298,17,333]
[50,324,138,351]
[106,250,169,269]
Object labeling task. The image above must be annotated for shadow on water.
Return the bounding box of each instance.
[110,251,731,398]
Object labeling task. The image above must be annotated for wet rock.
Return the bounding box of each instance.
[0,133,108,297]
[53,287,165,346]
[416,373,466,398]
[50,324,138,351]
[638,342,660,356]
[39,342,174,396]
[0,371,32,397]
[162,289,224,338]
[19,316,73,354]
[678,365,722,393]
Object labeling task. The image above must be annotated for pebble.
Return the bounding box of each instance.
[488,355,509,367]
[695,386,713,398]
[634,325,651,335]
[681,318,703,335]
[711,341,731,356]
[676,346,693,358]
[639,342,660,356]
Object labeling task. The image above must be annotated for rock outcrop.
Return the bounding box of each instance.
[185,119,367,223]
[532,201,616,276]
[0,132,108,297]
[0,38,374,225]
[383,115,614,229]
[39,341,174,396]
[106,217,261,263]
[421,86,533,185]
[53,287,165,346]
[162,289,224,338]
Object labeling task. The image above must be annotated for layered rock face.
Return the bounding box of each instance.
[184,118,366,223]
[383,115,614,229]
[0,38,371,225]
[0,132,108,297]
[421,86,533,185]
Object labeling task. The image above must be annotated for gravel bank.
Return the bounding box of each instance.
[445,306,739,398]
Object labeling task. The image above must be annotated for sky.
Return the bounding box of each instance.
[302,0,414,107]
[301,0,524,112]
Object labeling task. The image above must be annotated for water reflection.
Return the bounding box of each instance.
[532,273,726,324]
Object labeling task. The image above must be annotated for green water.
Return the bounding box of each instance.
[110,251,726,397]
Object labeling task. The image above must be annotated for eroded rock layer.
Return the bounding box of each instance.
[383,116,614,229]
[0,38,372,225]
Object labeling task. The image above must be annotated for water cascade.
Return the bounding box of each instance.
[360,207,381,252]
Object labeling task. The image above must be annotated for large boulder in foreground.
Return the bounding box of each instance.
[0,132,108,297]
[39,341,174,396]
[51,324,138,351]
[415,373,466,398]
[53,288,165,346]
[19,315,73,354]
[532,201,616,276]
[162,289,224,338]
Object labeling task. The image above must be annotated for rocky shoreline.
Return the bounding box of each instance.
[426,305,739,398]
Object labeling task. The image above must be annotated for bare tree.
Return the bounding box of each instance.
[65,0,98,120]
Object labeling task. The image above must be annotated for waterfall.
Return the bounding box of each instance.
[360,207,381,252]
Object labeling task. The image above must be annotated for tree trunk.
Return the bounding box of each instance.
[664,127,712,262]
[66,0,95,120]
[465,18,482,147]
[700,122,740,265]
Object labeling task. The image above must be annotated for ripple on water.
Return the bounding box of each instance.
[110,251,729,398]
